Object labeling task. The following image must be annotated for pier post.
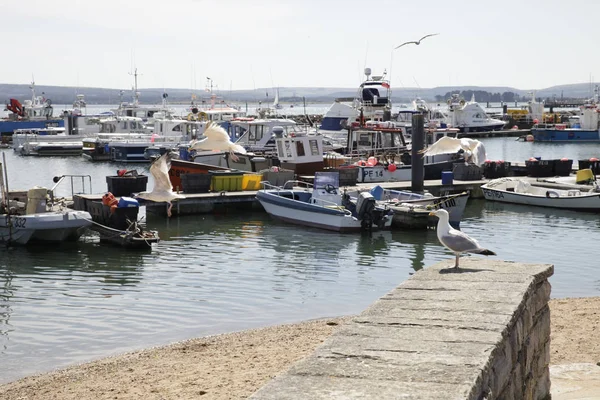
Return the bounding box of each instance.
[411,114,424,193]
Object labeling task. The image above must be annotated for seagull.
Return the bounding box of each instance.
[429,209,496,269]
[394,33,439,49]
[420,136,487,166]
[189,121,246,161]
[135,152,184,217]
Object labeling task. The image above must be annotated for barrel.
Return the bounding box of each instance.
[441,171,453,185]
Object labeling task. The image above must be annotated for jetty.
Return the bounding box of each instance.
[250,259,554,399]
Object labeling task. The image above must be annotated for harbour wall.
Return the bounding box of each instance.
[250,259,554,399]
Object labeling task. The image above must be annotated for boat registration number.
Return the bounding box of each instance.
[482,188,504,199]
[6,216,26,228]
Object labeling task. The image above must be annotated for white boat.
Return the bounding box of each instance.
[0,164,92,245]
[434,94,506,133]
[481,177,600,211]
[256,171,393,232]
[319,67,393,140]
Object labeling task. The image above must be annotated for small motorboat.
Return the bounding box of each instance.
[0,186,92,245]
[481,177,600,211]
[86,194,160,249]
[256,171,393,232]
[348,186,469,229]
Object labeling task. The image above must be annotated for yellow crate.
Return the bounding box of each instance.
[211,174,243,192]
[241,173,263,190]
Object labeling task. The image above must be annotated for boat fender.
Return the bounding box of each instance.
[545,190,559,198]
[102,192,119,213]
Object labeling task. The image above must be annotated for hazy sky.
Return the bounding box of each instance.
[3,0,599,91]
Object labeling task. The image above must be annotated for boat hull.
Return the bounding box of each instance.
[531,128,600,142]
[0,119,64,135]
[256,190,392,232]
[482,178,600,211]
[0,211,92,245]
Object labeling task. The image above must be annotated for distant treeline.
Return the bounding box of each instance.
[0,83,594,106]
[433,90,585,104]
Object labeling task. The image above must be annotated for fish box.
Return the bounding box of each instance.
[452,163,482,181]
[525,160,553,177]
[241,173,263,191]
[210,170,244,192]
[261,169,295,188]
[181,173,212,193]
[106,175,148,197]
[553,159,573,176]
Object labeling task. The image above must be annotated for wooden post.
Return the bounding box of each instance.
[411,114,424,193]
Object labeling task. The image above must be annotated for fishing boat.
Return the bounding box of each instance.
[481,177,600,211]
[370,186,469,229]
[0,162,92,245]
[256,171,393,232]
[530,90,600,142]
[0,81,64,136]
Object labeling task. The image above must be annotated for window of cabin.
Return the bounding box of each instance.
[296,141,305,157]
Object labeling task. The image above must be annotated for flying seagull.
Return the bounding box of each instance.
[189,121,247,161]
[395,33,439,49]
[420,136,487,166]
[429,209,496,269]
[135,152,184,217]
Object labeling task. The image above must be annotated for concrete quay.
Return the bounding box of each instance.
[250,259,554,400]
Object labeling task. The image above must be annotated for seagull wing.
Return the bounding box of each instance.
[419,33,439,42]
[421,136,462,156]
[439,228,484,254]
[203,121,230,142]
[472,141,487,166]
[394,41,418,49]
[149,152,174,193]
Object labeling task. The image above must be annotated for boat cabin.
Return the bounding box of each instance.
[275,134,325,175]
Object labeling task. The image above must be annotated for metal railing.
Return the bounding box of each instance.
[50,174,93,201]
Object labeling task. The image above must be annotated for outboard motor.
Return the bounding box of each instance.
[357,191,376,231]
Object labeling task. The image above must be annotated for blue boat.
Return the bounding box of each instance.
[531,93,600,142]
[0,82,64,136]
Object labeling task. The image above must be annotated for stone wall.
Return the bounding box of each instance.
[250,259,554,400]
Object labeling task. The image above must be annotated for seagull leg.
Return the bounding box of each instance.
[167,202,173,217]
[229,150,240,162]
[454,253,460,269]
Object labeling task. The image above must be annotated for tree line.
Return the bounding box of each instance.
[434,90,522,103]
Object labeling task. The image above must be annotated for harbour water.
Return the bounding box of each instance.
[2,137,600,384]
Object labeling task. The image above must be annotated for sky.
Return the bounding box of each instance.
[3,0,599,92]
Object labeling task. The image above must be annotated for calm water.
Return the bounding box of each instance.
[2,138,600,383]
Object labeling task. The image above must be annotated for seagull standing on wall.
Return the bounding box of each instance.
[394,33,439,49]
[429,209,496,269]
[189,121,247,162]
[135,152,184,217]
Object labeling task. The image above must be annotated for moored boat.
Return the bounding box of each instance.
[481,177,600,211]
[256,171,393,232]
